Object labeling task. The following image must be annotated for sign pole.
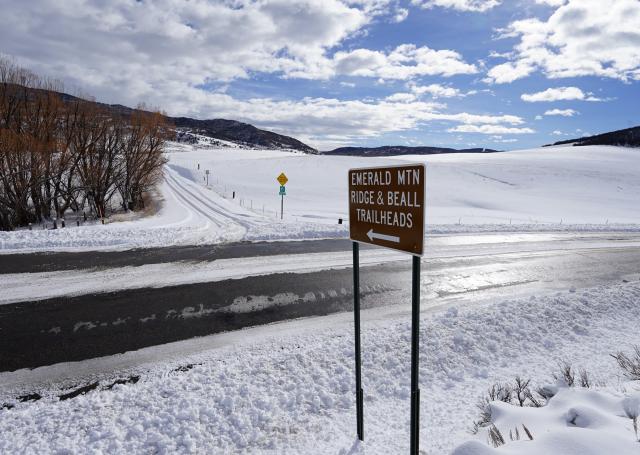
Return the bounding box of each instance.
[353,241,364,441]
[276,173,288,220]
[410,255,421,455]
[347,163,425,452]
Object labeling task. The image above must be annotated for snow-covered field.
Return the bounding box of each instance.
[2,142,640,454]
[1,279,639,453]
[1,143,639,253]
[170,144,640,227]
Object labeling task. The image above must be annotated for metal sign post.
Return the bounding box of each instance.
[348,163,425,454]
[277,173,288,220]
[279,186,286,219]
[353,241,364,440]
[410,254,421,454]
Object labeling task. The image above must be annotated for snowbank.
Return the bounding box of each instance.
[1,279,639,453]
[453,388,640,455]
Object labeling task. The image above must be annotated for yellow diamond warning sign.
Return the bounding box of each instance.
[277,172,288,186]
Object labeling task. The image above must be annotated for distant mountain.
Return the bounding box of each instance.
[170,117,317,153]
[322,145,501,157]
[550,125,640,148]
[8,85,317,154]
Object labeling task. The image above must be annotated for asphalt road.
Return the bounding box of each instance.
[0,238,359,274]
[1,232,639,372]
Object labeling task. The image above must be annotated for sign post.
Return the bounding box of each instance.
[277,173,288,220]
[353,241,364,441]
[348,163,425,453]
[410,253,421,454]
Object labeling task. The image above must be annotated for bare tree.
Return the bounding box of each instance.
[0,56,170,229]
[117,107,170,211]
[74,104,122,219]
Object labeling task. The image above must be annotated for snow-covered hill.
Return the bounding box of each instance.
[1,144,639,253]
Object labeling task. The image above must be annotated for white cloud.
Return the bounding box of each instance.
[409,83,467,98]
[0,0,523,147]
[535,0,566,6]
[544,108,578,116]
[329,44,477,80]
[411,0,501,12]
[486,0,640,83]
[153,87,527,148]
[551,130,565,135]
[535,115,543,120]
[434,112,525,126]
[393,8,409,22]
[484,61,535,84]
[0,0,377,85]
[521,87,601,102]
[406,83,484,100]
[488,51,513,59]
[491,135,518,143]
[0,0,454,91]
[385,93,418,103]
[448,125,535,134]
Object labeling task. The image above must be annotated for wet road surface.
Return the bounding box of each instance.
[1,232,639,372]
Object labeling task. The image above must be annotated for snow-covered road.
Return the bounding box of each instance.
[2,231,639,372]
[2,231,639,304]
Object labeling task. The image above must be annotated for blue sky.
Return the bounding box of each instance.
[1,0,638,150]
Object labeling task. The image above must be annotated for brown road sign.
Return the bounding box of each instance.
[277,172,288,186]
[348,163,425,256]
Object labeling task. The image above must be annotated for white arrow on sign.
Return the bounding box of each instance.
[367,229,400,243]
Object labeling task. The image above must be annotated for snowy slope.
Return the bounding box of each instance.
[1,144,639,253]
[171,144,640,226]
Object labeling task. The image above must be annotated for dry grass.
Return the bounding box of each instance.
[612,346,640,381]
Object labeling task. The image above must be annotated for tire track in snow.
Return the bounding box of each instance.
[163,170,218,227]
[163,168,229,229]
[164,166,259,234]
